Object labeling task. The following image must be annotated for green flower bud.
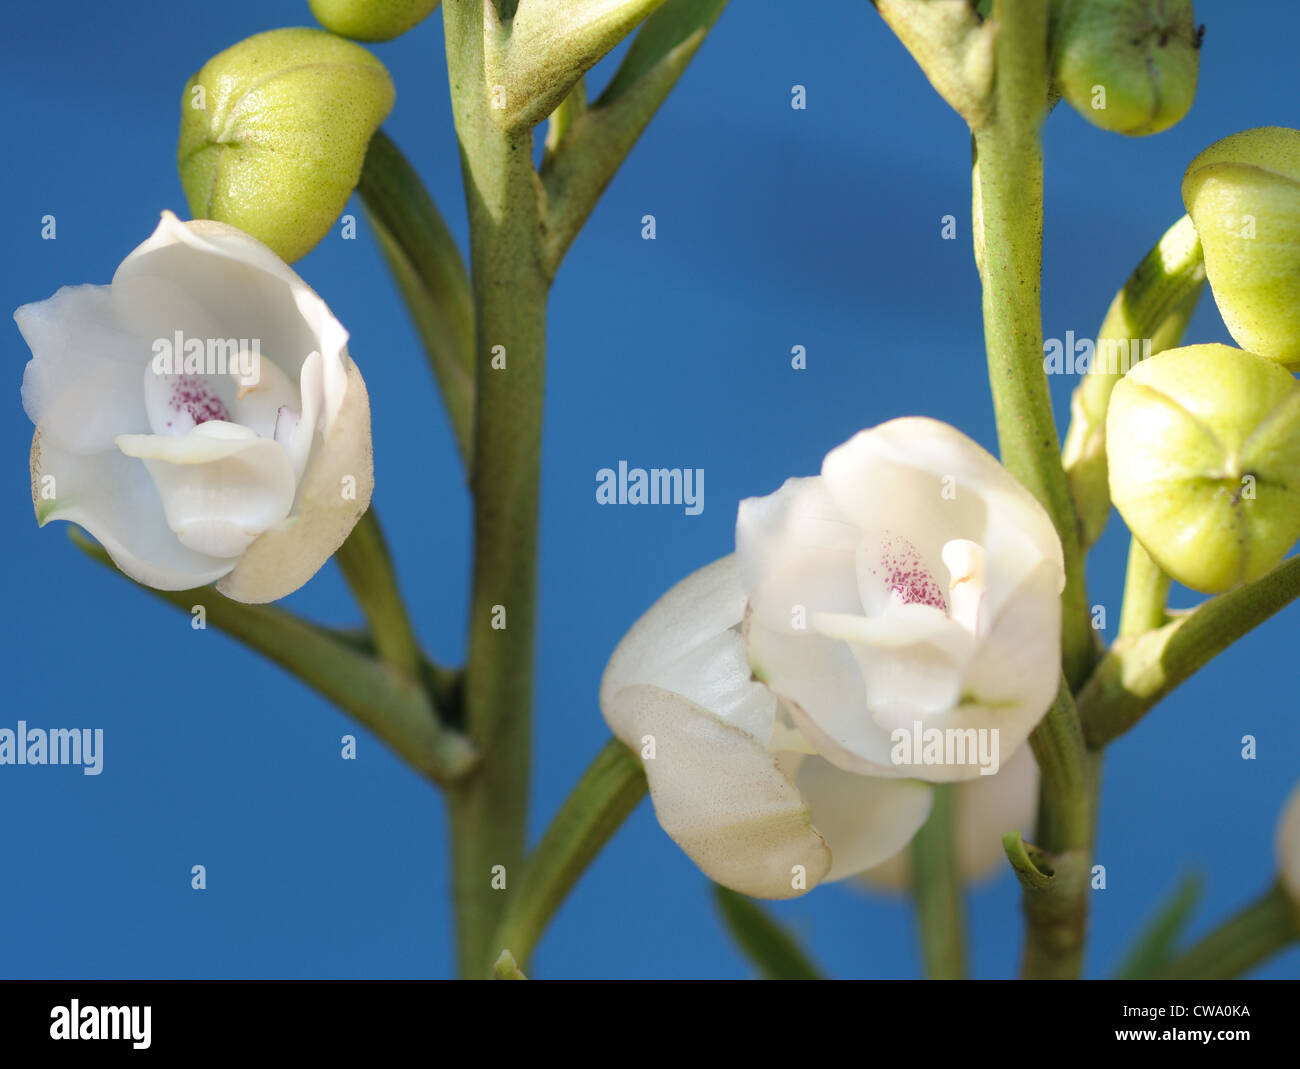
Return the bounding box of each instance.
[1107,343,1300,594]
[309,0,440,43]
[178,28,395,263]
[1052,0,1200,137]
[1183,127,1300,370]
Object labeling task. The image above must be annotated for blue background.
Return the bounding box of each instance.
[1,0,1296,979]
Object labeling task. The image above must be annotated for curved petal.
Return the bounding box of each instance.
[113,212,348,383]
[747,619,902,777]
[736,476,863,634]
[823,418,1065,624]
[116,422,297,559]
[812,606,975,733]
[16,285,149,453]
[30,431,235,590]
[216,355,372,603]
[782,753,934,882]
[600,555,748,706]
[955,556,1064,756]
[604,683,831,899]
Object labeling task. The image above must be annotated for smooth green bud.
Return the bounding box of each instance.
[1107,343,1300,594]
[309,0,440,43]
[1052,0,1200,137]
[1183,127,1300,370]
[179,28,395,264]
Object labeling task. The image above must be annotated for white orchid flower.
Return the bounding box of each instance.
[738,418,1065,783]
[600,555,934,900]
[16,211,373,602]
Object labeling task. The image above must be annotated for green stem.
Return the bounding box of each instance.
[490,740,647,971]
[1029,679,1092,851]
[358,129,476,470]
[1018,680,1098,979]
[1154,883,1300,980]
[443,0,548,979]
[71,528,476,784]
[1079,554,1300,748]
[909,783,966,979]
[334,508,423,679]
[1118,538,1170,639]
[972,0,1092,691]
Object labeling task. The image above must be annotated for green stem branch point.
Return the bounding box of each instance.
[540,0,730,278]
[70,528,476,785]
[1080,554,1300,747]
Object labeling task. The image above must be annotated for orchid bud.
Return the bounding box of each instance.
[1183,127,1300,370]
[1052,0,1200,137]
[1107,343,1300,594]
[178,28,395,264]
[309,0,440,43]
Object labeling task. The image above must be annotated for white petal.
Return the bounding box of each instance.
[736,476,863,634]
[747,619,901,776]
[823,418,1065,623]
[1276,782,1300,906]
[116,422,297,559]
[953,557,1065,766]
[216,355,372,603]
[600,555,749,706]
[113,212,349,383]
[229,353,302,447]
[816,605,976,732]
[603,683,831,899]
[16,285,149,453]
[277,350,325,483]
[142,365,236,436]
[30,431,235,589]
[650,629,776,746]
[783,753,934,882]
